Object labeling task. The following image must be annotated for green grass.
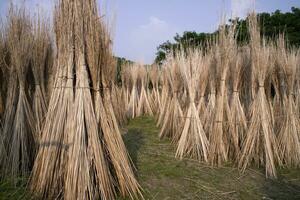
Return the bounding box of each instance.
[1,116,300,199]
[0,177,30,200]
[122,116,300,200]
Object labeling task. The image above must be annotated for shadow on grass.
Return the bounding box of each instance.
[0,177,30,200]
[263,174,300,200]
[123,128,145,174]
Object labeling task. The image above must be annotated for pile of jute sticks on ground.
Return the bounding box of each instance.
[120,14,300,178]
[0,1,142,200]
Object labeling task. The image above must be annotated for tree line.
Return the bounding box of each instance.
[155,7,300,64]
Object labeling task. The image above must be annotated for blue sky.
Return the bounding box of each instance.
[1,0,300,64]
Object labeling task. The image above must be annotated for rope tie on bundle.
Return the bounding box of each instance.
[288,92,295,98]
[53,85,111,91]
[58,76,74,80]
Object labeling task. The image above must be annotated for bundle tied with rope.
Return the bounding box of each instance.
[30,0,142,199]
[2,6,35,181]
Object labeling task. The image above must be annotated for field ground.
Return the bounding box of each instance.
[1,116,300,199]
[122,116,300,200]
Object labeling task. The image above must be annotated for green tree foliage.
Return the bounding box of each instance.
[155,7,300,64]
[155,32,215,64]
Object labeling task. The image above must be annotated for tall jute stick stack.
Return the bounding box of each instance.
[0,27,5,118]
[127,64,139,118]
[137,66,153,116]
[296,50,300,117]
[203,53,216,133]
[228,52,247,161]
[196,53,209,122]
[276,42,300,167]
[30,1,75,197]
[159,55,184,142]
[208,23,236,166]
[176,50,209,162]
[239,14,281,178]
[111,82,127,125]
[93,15,142,199]
[149,65,161,115]
[156,69,170,126]
[122,64,131,115]
[2,6,35,181]
[32,17,51,141]
[0,20,7,174]
[30,0,141,199]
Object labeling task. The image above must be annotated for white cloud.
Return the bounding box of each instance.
[140,16,167,30]
[231,0,255,18]
[129,16,178,64]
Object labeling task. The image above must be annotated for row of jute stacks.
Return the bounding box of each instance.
[119,14,300,179]
[0,1,142,200]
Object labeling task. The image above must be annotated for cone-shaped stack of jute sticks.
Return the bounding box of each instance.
[176,50,209,162]
[1,6,35,181]
[208,22,236,166]
[32,17,51,141]
[137,66,153,117]
[30,0,141,199]
[0,27,5,118]
[276,38,300,167]
[122,64,131,116]
[296,50,300,117]
[159,55,184,143]
[239,14,281,178]
[111,82,127,126]
[156,69,170,126]
[127,64,139,118]
[227,52,247,161]
[196,54,210,122]
[0,21,7,174]
[149,65,161,115]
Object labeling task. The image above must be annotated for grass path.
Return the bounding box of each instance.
[123,116,300,200]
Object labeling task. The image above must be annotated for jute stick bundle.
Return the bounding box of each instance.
[176,50,209,162]
[32,17,51,141]
[149,65,161,115]
[137,66,153,116]
[228,53,247,161]
[239,14,281,178]
[156,69,170,126]
[208,23,236,166]
[127,64,139,118]
[159,56,184,142]
[3,6,35,180]
[31,1,142,199]
[277,43,300,167]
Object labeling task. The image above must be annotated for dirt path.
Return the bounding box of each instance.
[123,116,300,200]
